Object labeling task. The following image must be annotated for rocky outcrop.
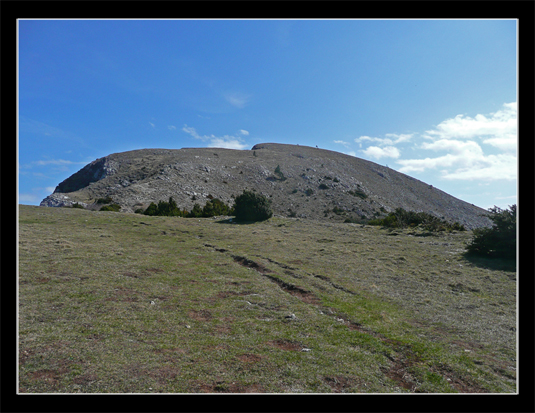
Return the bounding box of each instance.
[40,193,89,208]
[54,157,119,194]
[39,144,492,229]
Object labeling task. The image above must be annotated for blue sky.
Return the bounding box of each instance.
[18,19,517,211]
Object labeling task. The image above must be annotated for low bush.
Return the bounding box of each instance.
[368,207,465,232]
[142,196,232,218]
[274,165,287,181]
[233,190,273,222]
[96,196,114,204]
[100,204,121,212]
[465,205,516,260]
[348,189,368,199]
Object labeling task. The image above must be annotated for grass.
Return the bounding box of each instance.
[18,205,516,393]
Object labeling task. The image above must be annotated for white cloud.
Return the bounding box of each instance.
[168,125,177,130]
[239,130,249,136]
[362,146,400,160]
[208,138,248,150]
[182,125,248,150]
[396,103,517,181]
[385,133,413,144]
[149,122,155,128]
[354,136,376,143]
[423,102,517,144]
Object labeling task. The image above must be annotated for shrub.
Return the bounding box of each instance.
[71,203,85,209]
[143,197,184,217]
[202,198,232,217]
[348,189,368,199]
[232,190,273,222]
[368,207,465,232]
[96,196,114,204]
[188,203,203,218]
[100,204,121,212]
[305,188,314,196]
[466,205,516,260]
[274,165,287,181]
[318,183,329,190]
[143,202,159,216]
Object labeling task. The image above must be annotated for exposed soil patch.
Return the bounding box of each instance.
[197,381,265,393]
[232,255,272,274]
[267,339,305,351]
[431,364,489,393]
[383,362,418,392]
[188,309,212,321]
[324,375,360,393]
[237,353,263,363]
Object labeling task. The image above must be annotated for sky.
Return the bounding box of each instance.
[18,19,517,211]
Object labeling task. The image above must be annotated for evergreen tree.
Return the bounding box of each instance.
[466,205,516,260]
[233,190,273,222]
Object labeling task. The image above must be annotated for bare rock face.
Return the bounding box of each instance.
[39,143,492,229]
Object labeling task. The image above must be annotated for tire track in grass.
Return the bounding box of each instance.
[203,243,483,392]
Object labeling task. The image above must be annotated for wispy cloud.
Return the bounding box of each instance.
[334,140,350,148]
[355,133,413,147]
[21,159,88,169]
[182,125,248,150]
[223,91,252,109]
[362,146,400,160]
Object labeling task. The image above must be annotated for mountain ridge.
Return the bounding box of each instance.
[40,143,492,229]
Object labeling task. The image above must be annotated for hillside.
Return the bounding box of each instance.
[40,143,491,229]
[18,205,516,393]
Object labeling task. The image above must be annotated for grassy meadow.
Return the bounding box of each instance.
[18,205,516,393]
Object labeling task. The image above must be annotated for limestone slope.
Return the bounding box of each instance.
[40,143,491,229]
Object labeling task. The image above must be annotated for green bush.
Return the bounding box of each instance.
[70,203,85,209]
[202,198,232,217]
[142,197,232,218]
[368,207,465,232]
[100,204,121,212]
[96,196,114,204]
[274,165,287,181]
[143,197,185,217]
[188,203,203,218]
[348,189,368,199]
[232,190,273,222]
[466,205,516,260]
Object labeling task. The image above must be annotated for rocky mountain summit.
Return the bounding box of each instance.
[40,143,491,229]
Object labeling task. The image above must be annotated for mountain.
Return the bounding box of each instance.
[40,143,491,229]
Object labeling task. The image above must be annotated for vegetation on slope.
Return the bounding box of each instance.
[368,208,466,232]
